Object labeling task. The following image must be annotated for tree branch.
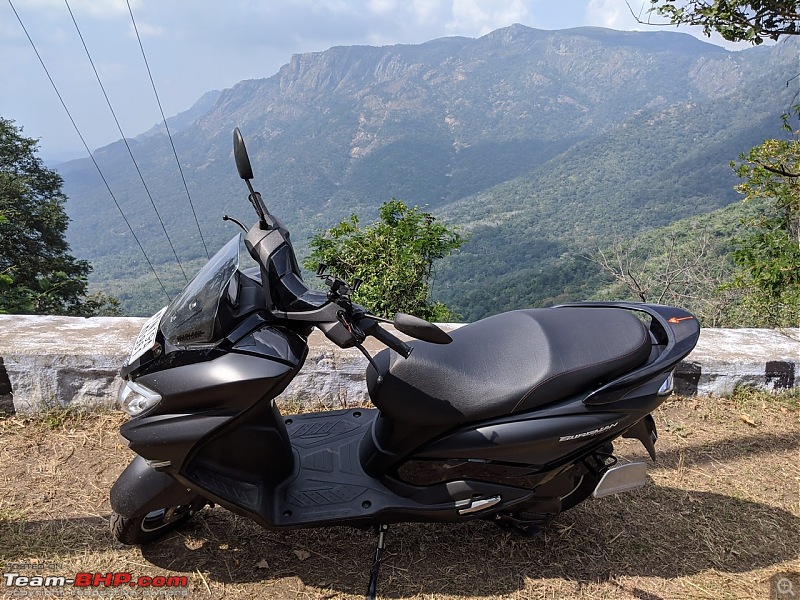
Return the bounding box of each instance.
[754,159,800,177]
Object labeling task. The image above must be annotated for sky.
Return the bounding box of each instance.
[1,0,754,161]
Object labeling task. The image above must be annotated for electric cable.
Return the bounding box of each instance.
[126,0,210,259]
[7,0,172,302]
[63,0,189,282]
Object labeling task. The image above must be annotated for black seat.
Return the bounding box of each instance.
[366,308,651,426]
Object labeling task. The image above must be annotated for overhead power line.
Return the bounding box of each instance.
[7,0,172,302]
[126,0,210,259]
[63,0,189,282]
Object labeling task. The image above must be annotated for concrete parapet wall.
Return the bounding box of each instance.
[0,315,797,415]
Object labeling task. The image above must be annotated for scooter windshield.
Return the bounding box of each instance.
[161,234,241,346]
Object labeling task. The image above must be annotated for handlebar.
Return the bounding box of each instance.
[370,324,413,359]
[358,317,413,358]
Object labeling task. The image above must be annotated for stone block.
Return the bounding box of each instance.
[0,315,796,414]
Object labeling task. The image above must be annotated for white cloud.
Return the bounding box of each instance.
[583,0,755,49]
[129,21,163,38]
[286,0,358,16]
[19,0,142,21]
[584,0,640,30]
[447,0,531,36]
[368,0,397,15]
[3,0,759,159]
[410,0,443,24]
[94,59,127,81]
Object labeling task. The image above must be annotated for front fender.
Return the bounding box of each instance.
[110,456,198,518]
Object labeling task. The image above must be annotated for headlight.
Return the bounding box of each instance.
[117,380,162,416]
[658,371,675,396]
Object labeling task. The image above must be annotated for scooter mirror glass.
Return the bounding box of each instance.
[394,313,452,344]
[233,127,254,180]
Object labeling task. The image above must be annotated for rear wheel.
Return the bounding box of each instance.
[110,498,206,545]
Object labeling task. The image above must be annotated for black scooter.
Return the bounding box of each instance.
[110,128,699,598]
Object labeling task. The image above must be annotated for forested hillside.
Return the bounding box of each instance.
[56,25,798,316]
[433,68,790,319]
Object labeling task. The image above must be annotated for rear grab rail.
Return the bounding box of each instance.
[555,301,700,405]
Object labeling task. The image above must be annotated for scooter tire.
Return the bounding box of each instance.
[110,499,204,545]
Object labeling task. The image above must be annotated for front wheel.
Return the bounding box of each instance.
[110,498,207,545]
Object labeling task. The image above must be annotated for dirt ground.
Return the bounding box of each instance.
[1,391,798,600]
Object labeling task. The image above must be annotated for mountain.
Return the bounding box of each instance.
[56,25,799,316]
[137,90,222,140]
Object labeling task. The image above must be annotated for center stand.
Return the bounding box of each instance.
[365,524,389,600]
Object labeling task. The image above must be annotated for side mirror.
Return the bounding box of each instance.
[394,313,452,344]
[233,127,254,181]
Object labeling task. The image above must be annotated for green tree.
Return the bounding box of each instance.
[645,2,799,325]
[0,117,119,316]
[304,199,464,321]
[728,120,800,325]
[648,1,799,44]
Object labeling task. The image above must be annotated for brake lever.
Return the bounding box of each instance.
[356,344,383,384]
[337,310,383,383]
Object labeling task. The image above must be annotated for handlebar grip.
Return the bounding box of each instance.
[370,324,413,359]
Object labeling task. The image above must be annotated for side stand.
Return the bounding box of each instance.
[365,524,389,600]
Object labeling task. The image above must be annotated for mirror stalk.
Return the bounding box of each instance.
[222,215,248,232]
[233,127,269,228]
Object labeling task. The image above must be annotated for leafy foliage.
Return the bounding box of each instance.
[433,82,786,320]
[649,0,800,44]
[0,118,120,316]
[726,114,800,326]
[304,199,463,320]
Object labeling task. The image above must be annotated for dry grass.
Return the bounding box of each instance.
[0,392,798,599]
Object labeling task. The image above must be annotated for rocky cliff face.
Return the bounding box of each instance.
[202,25,742,158]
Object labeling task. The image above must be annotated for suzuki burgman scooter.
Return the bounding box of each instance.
[110,128,700,598]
